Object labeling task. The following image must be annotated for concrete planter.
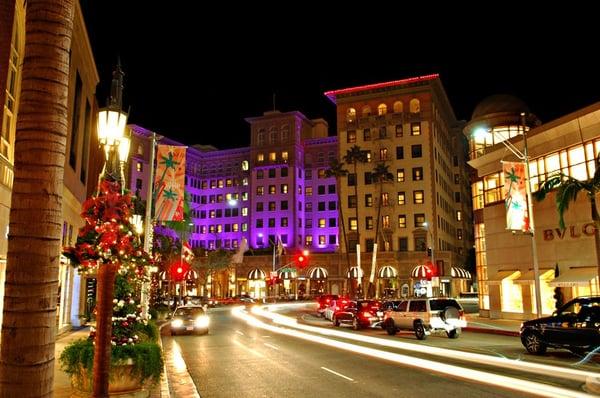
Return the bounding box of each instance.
[70,361,152,398]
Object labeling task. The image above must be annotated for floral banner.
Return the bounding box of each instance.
[154,145,186,221]
[502,161,529,231]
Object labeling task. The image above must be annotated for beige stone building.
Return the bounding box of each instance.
[0,1,100,334]
[325,75,474,298]
[466,95,600,320]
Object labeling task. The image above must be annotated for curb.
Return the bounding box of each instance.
[585,376,600,395]
[463,326,520,337]
[157,323,171,398]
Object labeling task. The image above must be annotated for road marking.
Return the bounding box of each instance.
[231,338,265,358]
[235,330,244,336]
[321,366,354,382]
[262,335,271,338]
[264,343,280,350]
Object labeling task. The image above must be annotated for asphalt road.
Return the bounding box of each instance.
[161,307,555,398]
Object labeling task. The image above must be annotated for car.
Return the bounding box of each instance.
[332,300,382,329]
[383,298,466,339]
[170,305,210,336]
[520,296,600,355]
[323,297,351,321]
[316,294,340,316]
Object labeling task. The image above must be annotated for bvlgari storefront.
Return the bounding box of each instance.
[466,97,600,320]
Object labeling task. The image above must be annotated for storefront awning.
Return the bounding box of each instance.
[248,268,266,281]
[487,270,520,285]
[549,267,597,287]
[347,266,364,279]
[378,265,398,279]
[450,266,471,279]
[513,269,553,285]
[308,266,328,280]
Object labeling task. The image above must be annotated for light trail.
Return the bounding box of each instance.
[250,303,599,384]
[321,367,354,382]
[232,305,595,398]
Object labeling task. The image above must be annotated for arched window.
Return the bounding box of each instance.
[281,125,290,142]
[241,160,249,171]
[269,127,277,144]
[346,108,356,122]
[393,101,403,113]
[257,130,265,146]
[377,103,387,116]
[409,99,420,113]
[361,106,371,117]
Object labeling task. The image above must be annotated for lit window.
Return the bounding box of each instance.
[242,207,248,216]
[257,153,264,163]
[136,162,143,172]
[409,98,420,113]
[269,152,276,162]
[379,148,388,161]
[414,214,425,227]
[397,192,405,205]
[398,215,406,228]
[347,130,356,143]
[269,185,276,194]
[319,219,326,228]
[366,151,372,163]
[281,184,288,194]
[305,235,313,246]
[413,190,424,204]
[365,194,372,207]
[411,122,421,136]
[242,223,248,231]
[318,169,326,179]
[242,160,249,170]
[242,192,248,201]
[282,151,289,162]
[382,215,390,229]
[305,187,313,196]
[366,217,373,230]
[393,101,403,113]
[377,103,387,115]
[346,108,356,122]
[319,235,326,245]
[456,210,462,221]
[349,217,358,231]
[242,177,248,186]
[257,186,264,196]
[381,192,389,206]
[397,169,405,182]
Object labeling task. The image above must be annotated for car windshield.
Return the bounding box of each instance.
[174,307,204,317]
[429,299,462,311]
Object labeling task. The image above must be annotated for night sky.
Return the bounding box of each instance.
[80,2,598,149]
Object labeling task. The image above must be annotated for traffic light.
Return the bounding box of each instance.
[295,251,310,268]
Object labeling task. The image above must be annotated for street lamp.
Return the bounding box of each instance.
[473,113,542,318]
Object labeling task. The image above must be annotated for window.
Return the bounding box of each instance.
[319,235,326,245]
[397,169,405,182]
[456,210,462,221]
[257,131,265,146]
[242,178,248,186]
[242,223,248,231]
[136,162,143,172]
[364,172,372,185]
[318,185,326,195]
[328,184,335,194]
[136,178,142,190]
[242,207,248,216]
[415,237,426,251]
[269,152,276,162]
[242,160,249,170]
[268,218,275,227]
[305,187,313,196]
[379,126,387,139]
[398,237,408,252]
[395,124,403,137]
[457,229,463,240]
[398,215,406,228]
[328,201,336,210]
[319,219,326,228]
[411,145,422,158]
[397,192,405,205]
[281,184,288,194]
[268,202,276,211]
[306,219,313,228]
[412,167,423,181]
[361,106,371,117]
[348,173,356,186]
[256,236,264,246]
[305,202,312,212]
[409,98,420,113]
[454,192,461,203]
[218,179,224,188]
[396,146,404,160]
[365,239,374,252]
[281,200,288,210]
[347,130,356,143]
[226,178,233,187]
[366,216,374,230]
[413,190,424,204]
[377,103,387,115]
[281,218,288,227]
[282,151,288,162]
[257,170,264,179]
[69,74,82,169]
[305,235,313,246]
[454,173,460,184]
[379,148,388,161]
[366,151,372,163]
[318,202,326,211]
[349,217,358,231]
[382,215,390,229]
[305,169,312,179]
[257,186,264,196]
[381,192,389,206]
[281,167,288,177]
[329,235,337,245]
[318,169,326,179]
[269,168,276,178]
[269,185,276,194]
[328,218,336,227]
[363,128,371,141]
[365,194,373,207]
[346,107,357,123]
[410,122,421,136]
[348,195,357,208]
[257,153,264,163]
[242,192,248,201]
[414,213,425,227]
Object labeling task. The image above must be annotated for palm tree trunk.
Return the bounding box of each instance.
[353,162,361,294]
[336,177,351,296]
[93,262,118,397]
[591,196,600,290]
[368,183,384,298]
[0,1,74,397]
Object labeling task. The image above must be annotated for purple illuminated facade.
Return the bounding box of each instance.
[127,110,339,253]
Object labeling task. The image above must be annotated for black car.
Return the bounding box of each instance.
[170,305,210,336]
[332,300,382,330]
[520,296,600,355]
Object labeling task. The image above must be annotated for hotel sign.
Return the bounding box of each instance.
[543,223,597,241]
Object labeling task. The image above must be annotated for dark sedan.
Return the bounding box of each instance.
[520,296,600,355]
[332,300,382,330]
[170,305,210,336]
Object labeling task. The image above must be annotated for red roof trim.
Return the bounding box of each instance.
[324,74,439,102]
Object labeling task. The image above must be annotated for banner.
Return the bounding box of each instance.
[502,161,529,231]
[154,145,186,221]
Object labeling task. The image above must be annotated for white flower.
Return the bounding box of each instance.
[133,335,138,340]
[111,341,116,346]
[128,338,133,343]
[117,300,125,307]
[147,314,152,320]
[90,327,96,332]
[113,299,118,304]
[129,299,135,305]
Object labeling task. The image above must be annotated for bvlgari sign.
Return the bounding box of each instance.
[543,223,597,241]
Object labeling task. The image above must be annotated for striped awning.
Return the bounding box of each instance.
[248,268,266,280]
[184,269,199,281]
[278,269,297,279]
[159,271,170,281]
[451,266,471,279]
[347,266,364,279]
[378,265,398,279]
[308,266,328,279]
[411,264,432,279]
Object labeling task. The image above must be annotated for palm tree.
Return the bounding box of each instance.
[325,159,351,282]
[0,1,74,396]
[367,163,394,298]
[343,145,369,249]
[535,153,600,286]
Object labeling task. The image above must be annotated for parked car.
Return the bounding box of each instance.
[520,296,600,355]
[332,300,382,329]
[316,294,340,316]
[383,298,466,339]
[323,297,351,321]
[170,305,210,336]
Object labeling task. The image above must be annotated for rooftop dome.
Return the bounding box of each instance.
[471,94,530,120]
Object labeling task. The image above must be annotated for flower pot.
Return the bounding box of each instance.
[70,361,152,398]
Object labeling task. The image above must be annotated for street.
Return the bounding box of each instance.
[160,304,599,397]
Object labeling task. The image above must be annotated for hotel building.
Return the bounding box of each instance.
[466,95,600,320]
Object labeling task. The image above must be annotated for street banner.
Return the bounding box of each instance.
[502,161,529,231]
[155,145,186,221]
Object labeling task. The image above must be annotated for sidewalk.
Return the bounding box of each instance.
[464,314,521,337]
[54,326,167,398]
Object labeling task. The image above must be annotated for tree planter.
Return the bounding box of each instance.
[70,360,153,398]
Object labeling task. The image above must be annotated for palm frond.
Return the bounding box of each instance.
[556,179,587,230]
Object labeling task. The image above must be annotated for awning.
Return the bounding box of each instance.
[378,265,398,279]
[411,264,432,279]
[549,267,597,287]
[487,270,520,285]
[248,268,266,281]
[450,266,471,279]
[308,266,328,279]
[513,269,553,285]
[184,269,199,281]
[347,266,364,279]
[278,269,297,280]
[159,271,170,281]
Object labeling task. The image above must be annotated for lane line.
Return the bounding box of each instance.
[264,343,280,350]
[321,366,354,382]
[235,330,244,336]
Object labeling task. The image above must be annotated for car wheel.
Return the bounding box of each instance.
[352,317,359,331]
[447,328,460,339]
[414,322,427,340]
[386,320,397,336]
[333,316,340,327]
[522,330,547,355]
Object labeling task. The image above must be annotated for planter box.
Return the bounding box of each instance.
[70,362,152,398]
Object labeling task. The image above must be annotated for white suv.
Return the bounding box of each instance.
[383,298,467,340]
